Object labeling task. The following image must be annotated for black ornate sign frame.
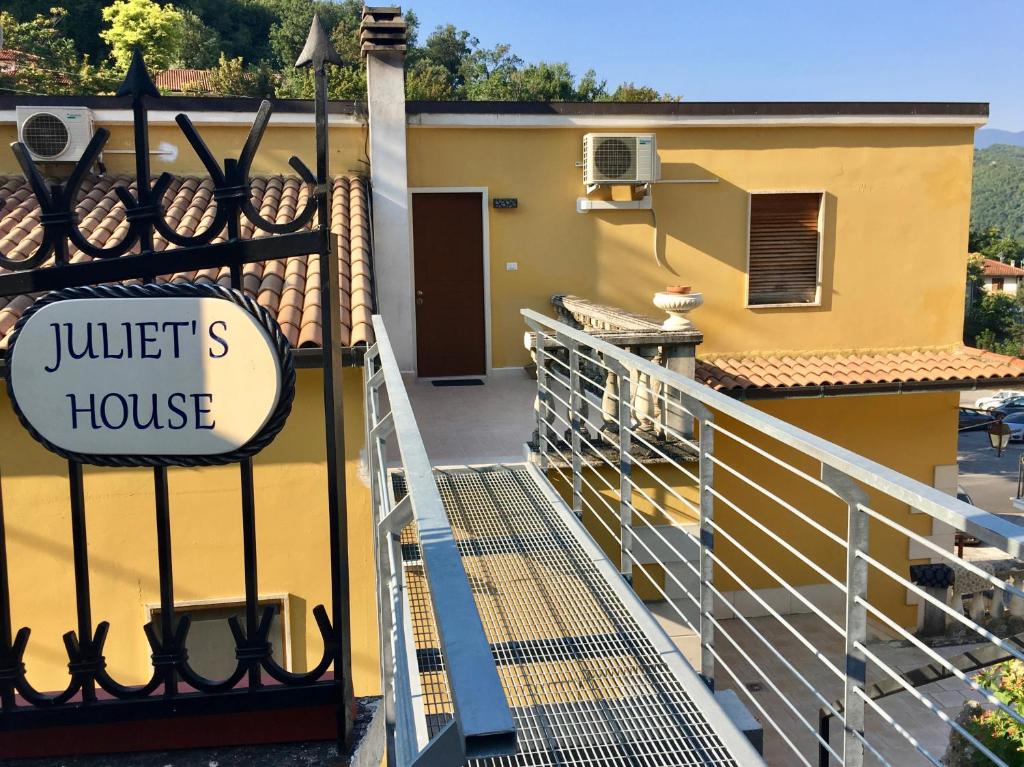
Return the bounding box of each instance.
[5,283,296,468]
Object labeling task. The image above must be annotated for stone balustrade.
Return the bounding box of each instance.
[910,560,1024,638]
[524,294,704,463]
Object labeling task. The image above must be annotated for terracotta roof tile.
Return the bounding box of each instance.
[983,258,1024,277]
[0,174,373,352]
[154,69,213,94]
[697,346,1024,395]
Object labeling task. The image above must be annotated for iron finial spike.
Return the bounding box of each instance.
[295,13,342,71]
[116,48,160,100]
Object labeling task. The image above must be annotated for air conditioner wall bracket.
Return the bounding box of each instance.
[576,188,652,214]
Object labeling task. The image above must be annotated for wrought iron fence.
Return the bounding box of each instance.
[0,18,354,743]
[523,308,1024,767]
[364,316,517,765]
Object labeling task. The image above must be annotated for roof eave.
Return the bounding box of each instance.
[716,375,1024,401]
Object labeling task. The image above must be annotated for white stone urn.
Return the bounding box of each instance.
[653,289,703,331]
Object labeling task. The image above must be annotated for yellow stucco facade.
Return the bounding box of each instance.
[552,391,959,625]
[0,119,977,369]
[405,125,974,366]
[0,367,379,695]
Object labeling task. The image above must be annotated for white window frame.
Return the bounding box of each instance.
[744,189,826,309]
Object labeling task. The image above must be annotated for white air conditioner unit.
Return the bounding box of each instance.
[15,106,94,163]
[583,133,660,186]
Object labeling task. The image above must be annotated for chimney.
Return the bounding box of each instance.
[361,6,415,370]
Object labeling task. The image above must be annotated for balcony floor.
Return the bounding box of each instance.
[404,369,537,466]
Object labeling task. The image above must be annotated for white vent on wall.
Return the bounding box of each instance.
[15,106,94,162]
[583,133,660,185]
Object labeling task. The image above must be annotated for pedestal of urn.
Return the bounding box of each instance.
[653,291,704,331]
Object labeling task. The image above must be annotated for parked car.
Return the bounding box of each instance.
[993,396,1024,418]
[1002,412,1024,441]
[959,407,995,431]
[975,390,1024,410]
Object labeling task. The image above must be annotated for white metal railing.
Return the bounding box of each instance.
[523,308,1024,767]
[365,317,517,766]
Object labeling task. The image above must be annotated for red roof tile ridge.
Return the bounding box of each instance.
[698,344,960,363]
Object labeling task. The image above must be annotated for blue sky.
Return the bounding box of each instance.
[408,0,1024,131]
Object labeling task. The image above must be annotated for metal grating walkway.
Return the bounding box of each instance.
[395,465,760,766]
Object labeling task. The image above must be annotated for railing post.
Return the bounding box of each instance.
[616,359,633,582]
[533,331,550,467]
[823,466,870,767]
[565,338,584,518]
[694,400,715,687]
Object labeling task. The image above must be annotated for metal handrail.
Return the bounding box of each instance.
[524,308,1024,557]
[523,308,1024,766]
[366,316,516,766]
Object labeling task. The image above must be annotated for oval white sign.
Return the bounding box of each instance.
[6,289,291,464]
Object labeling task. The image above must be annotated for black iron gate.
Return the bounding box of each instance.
[0,17,354,749]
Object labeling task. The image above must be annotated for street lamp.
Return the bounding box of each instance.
[988,420,1012,457]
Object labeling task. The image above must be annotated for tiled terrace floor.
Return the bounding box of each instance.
[404,369,536,466]
[651,607,987,766]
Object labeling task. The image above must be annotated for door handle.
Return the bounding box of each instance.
[416,289,424,306]
[416,290,424,296]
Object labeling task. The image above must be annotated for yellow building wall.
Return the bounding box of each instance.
[406,125,975,367]
[0,123,367,178]
[1,119,975,369]
[1,117,975,366]
[0,366,379,696]
[551,390,958,625]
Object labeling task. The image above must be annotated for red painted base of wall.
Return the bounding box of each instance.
[0,703,338,759]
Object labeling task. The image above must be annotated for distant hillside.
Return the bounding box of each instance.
[977,129,1024,149]
[972,144,1024,237]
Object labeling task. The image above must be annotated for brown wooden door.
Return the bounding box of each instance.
[412,192,486,377]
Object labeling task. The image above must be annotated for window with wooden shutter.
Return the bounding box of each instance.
[747,192,823,306]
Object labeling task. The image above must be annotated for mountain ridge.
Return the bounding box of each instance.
[972,144,1024,237]
[977,129,1024,149]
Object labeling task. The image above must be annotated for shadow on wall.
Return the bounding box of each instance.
[590,167,838,318]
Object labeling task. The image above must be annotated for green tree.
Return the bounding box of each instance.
[605,82,679,102]
[0,8,115,95]
[266,0,350,69]
[276,64,365,100]
[969,226,1024,264]
[415,24,476,95]
[4,0,108,62]
[170,0,277,63]
[972,145,1024,239]
[406,59,455,100]
[965,291,1021,353]
[178,10,222,69]
[967,251,985,300]
[101,0,187,72]
[206,53,275,97]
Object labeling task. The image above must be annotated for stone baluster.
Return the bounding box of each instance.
[632,345,660,432]
[969,591,987,623]
[527,337,560,456]
[601,357,621,435]
[1010,576,1024,617]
